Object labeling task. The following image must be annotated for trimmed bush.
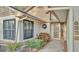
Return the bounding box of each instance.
[26,39,45,49]
[7,42,22,52]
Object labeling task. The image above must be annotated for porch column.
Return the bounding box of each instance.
[15,17,20,42]
[67,8,74,52]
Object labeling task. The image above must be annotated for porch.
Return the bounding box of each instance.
[0,6,75,52]
[39,39,64,52]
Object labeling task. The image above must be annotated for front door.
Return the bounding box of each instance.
[51,23,61,40]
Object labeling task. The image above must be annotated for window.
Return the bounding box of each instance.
[74,21,79,40]
[3,19,16,40]
[53,24,60,38]
[23,20,33,39]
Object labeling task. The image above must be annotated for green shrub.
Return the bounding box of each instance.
[26,39,45,49]
[7,42,22,52]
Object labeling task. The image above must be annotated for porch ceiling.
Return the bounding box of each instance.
[28,6,68,22]
[0,6,69,23]
[11,6,35,13]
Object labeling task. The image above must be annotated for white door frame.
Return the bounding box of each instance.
[51,23,61,40]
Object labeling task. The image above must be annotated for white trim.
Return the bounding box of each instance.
[0,15,15,20]
[0,39,16,43]
[15,17,20,42]
[19,38,34,42]
[1,15,16,42]
[67,8,74,52]
[59,23,61,40]
[48,7,70,10]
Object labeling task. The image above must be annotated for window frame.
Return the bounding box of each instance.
[23,19,34,39]
[3,19,16,40]
[74,21,79,40]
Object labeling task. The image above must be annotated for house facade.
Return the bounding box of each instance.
[0,6,79,52]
